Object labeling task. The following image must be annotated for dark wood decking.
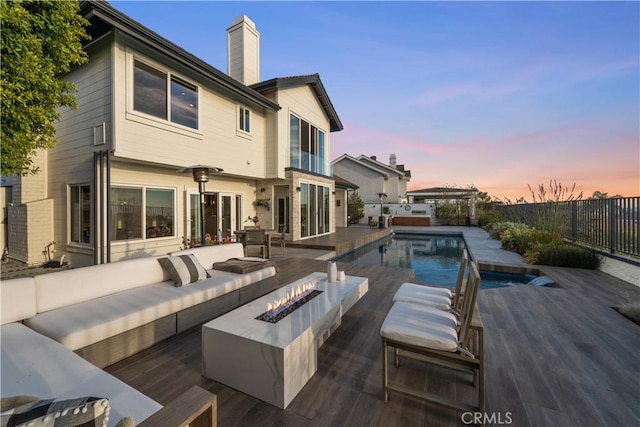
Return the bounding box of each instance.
[105,259,640,427]
[286,227,391,254]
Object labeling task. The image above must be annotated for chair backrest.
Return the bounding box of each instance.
[451,250,469,310]
[457,261,481,349]
[245,229,266,244]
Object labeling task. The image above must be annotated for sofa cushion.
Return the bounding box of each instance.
[168,243,244,270]
[1,396,110,427]
[24,267,277,351]
[0,323,161,426]
[0,277,37,325]
[34,257,167,313]
[158,254,210,286]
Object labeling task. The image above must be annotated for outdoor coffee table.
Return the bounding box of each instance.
[202,271,368,409]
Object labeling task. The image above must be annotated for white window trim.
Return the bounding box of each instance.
[68,183,92,246]
[126,50,202,137]
[236,104,252,140]
[110,184,177,244]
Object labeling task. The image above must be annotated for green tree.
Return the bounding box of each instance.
[1,0,88,176]
[347,192,364,224]
[589,190,623,199]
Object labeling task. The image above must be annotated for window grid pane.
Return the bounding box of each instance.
[134,60,167,119]
[111,188,143,241]
[170,77,198,129]
[146,188,174,239]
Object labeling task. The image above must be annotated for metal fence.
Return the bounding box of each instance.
[496,197,640,258]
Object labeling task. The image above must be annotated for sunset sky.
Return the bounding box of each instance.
[113,1,639,200]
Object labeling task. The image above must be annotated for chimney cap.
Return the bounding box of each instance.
[231,14,256,28]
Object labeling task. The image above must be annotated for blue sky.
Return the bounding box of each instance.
[112,1,639,200]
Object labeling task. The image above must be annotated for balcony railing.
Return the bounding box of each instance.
[496,197,640,258]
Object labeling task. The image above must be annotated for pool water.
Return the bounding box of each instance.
[334,234,538,290]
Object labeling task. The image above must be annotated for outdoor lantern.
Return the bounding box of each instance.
[179,165,223,245]
[377,192,387,229]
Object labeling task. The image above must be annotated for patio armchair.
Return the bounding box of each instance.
[243,229,267,257]
[380,262,484,414]
[392,250,469,312]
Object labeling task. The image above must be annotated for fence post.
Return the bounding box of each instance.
[571,201,577,241]
[608,198,616,254]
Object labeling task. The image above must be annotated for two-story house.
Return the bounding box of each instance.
[331,154,411,205]
[5,0,342,267]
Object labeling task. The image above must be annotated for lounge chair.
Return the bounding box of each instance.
[380,262,484,414]
[392,249,468,312]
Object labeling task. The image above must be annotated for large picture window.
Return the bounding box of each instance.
[133,59,198,129]
[111,186,175,241]
[289,114,327,175]
[70,185,91,244]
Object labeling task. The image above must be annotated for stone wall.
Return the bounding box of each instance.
[7,199,53,265]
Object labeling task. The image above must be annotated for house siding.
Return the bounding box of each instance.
[112,42,268,179]
[333,159,386,204]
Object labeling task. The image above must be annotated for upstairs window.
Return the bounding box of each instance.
[133,59,198,129]
[238,106,251,133]
[289,114,327,175]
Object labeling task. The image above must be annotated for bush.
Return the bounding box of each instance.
[509,229,562,255]
[524,243,600,269]
[477,210,503,228]
[498,223,531,253]
[486,222,524,240]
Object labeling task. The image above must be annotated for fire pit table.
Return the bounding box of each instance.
[202,271,368,408]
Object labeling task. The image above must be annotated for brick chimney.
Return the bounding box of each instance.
[227,15,260,85]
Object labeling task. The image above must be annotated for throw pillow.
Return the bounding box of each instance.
[158,254,210,287]
[0,396,109,427]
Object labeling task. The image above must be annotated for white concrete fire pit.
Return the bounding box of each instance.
[202,272,369,409]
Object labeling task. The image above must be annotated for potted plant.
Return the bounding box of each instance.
[254,199,270,210]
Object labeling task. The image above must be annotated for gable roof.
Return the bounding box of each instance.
[356,155,407,179]
[79,0,280,112]
[251,74,343,132]
[331,154,391,178]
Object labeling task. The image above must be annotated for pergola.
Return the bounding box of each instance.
[407,187,478,223]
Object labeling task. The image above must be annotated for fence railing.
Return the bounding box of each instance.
[496,197,640,258]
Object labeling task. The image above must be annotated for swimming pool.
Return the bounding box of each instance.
[333,234,538,290]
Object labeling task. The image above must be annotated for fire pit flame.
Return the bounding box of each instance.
[266,282,315,318]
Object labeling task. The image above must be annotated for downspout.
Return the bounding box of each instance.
[106,149,111,263]
[93,151,100,265]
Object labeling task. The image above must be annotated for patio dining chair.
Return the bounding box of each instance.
[243,229,267,257]
[270,226,287,256]
[380,262,484,415]
[392,249,469,312]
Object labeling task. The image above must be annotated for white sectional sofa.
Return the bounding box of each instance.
[1,243,278,426]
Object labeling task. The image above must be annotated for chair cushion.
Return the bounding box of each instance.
[1,396,110,427]
[158,254,210,286]
[380,302,459,352]
[393,283,452,310]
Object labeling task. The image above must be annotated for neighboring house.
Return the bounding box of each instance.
[333,174,359,227]
[331,154,411,205]
[4,1,342,267]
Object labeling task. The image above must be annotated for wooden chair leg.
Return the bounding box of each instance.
[382,340,389,402]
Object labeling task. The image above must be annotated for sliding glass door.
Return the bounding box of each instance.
[299,182,330,238]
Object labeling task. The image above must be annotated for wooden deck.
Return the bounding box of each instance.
[285,226,391,255]
[105,258,640,426]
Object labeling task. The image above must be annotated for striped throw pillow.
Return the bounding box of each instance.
[0,396,110,427]
[158,254,210,287]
